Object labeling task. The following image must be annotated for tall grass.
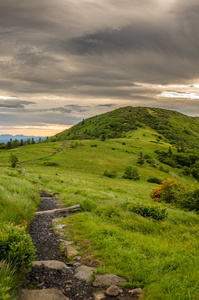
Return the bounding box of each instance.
[0,129,198,299]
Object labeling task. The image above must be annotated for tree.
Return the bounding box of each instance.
[123,166,140,180]
[26,138,31,145]
[137,158,144,166]
[20,139,24,146]
[9,154,18,168]
[31,138,35,144]
[6,141,11,150]
[101,134,106,141]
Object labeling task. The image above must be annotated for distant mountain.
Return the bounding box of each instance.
[50,106,199,148]
[0,134,46,143]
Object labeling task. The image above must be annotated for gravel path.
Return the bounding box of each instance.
[23,190,95,299]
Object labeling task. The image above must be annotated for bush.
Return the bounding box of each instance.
[177,189,199,212]
[137,158,144,166]
[147,177,162,184]
[150,179,199,212]
[144,154,151,159]
[123,166,140,180]
[146,158,155,165]
[103,170,117,178]
[44,162,59,166]
[151,179,188,204]
[69,142,78,148]
[126,202,168,220]
[0,260,18,300]
[8,154,18,168]
[0,223,35,272]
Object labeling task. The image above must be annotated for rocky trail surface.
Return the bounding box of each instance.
[17,190,143,300]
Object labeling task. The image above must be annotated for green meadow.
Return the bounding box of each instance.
[0,127,199,299]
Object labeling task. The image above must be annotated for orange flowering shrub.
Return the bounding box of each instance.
[151,178,190,204]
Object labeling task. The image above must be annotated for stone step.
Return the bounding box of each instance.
[33,260,70,270]
[35,204,81,215]
[17,288,69,300]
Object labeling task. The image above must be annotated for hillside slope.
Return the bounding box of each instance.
[51,106,199,148]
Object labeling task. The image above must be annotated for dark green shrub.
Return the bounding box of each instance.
[182,166,191,175]
[0,223,35,272]
[91,144,98,147]
[191,167,199,179]
[8,154,18,168]
[137,158,144,166]
[69,142,78,148]
[123,166,140,180]
[144,154,151,159]
[177,189,199,212]
[147,177,162,184]
[103,170,117,178]
[126,202,168,220]
[44,162,59,166]
[146,158,155,165]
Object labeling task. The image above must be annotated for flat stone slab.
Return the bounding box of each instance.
[93,274,127,287]
[17,289,69,300]
[54,224,66,230]
[74,265,96,283]
[33,260,70,270]
[65,245,79,257]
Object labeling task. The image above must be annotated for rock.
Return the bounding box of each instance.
[73,262,81,267]
[128,288,143,298]
[17,289,69,300]
[65,245,79,257]
[106,285,120,296]
[54,224,66,230]
[53,218,62,225]
[33,260,70,270]
[61,240,72,246]
[72,256,81,261]
[93,274,127,287]
[74,265,96,283]
[93,290,106,300]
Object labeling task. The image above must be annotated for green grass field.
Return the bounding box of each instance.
[0,128,199,299]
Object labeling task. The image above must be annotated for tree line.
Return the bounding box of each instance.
[0,137,42,150]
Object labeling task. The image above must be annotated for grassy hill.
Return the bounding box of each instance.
[1,125,199,299]
[51,106,199,149]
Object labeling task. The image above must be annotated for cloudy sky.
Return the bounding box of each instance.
[0,0,199,136]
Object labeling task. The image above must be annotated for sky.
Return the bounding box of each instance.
[0,0,199,136]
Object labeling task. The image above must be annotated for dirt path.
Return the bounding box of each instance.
[50,141,70,157]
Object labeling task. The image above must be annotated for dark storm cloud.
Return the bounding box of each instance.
[0,100,35,109]
[98,104,115,107]
[0,0,199,129]
[47,105,90,114]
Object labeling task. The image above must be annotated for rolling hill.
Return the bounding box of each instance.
[1,106,199,299]
[51,106,199,148]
